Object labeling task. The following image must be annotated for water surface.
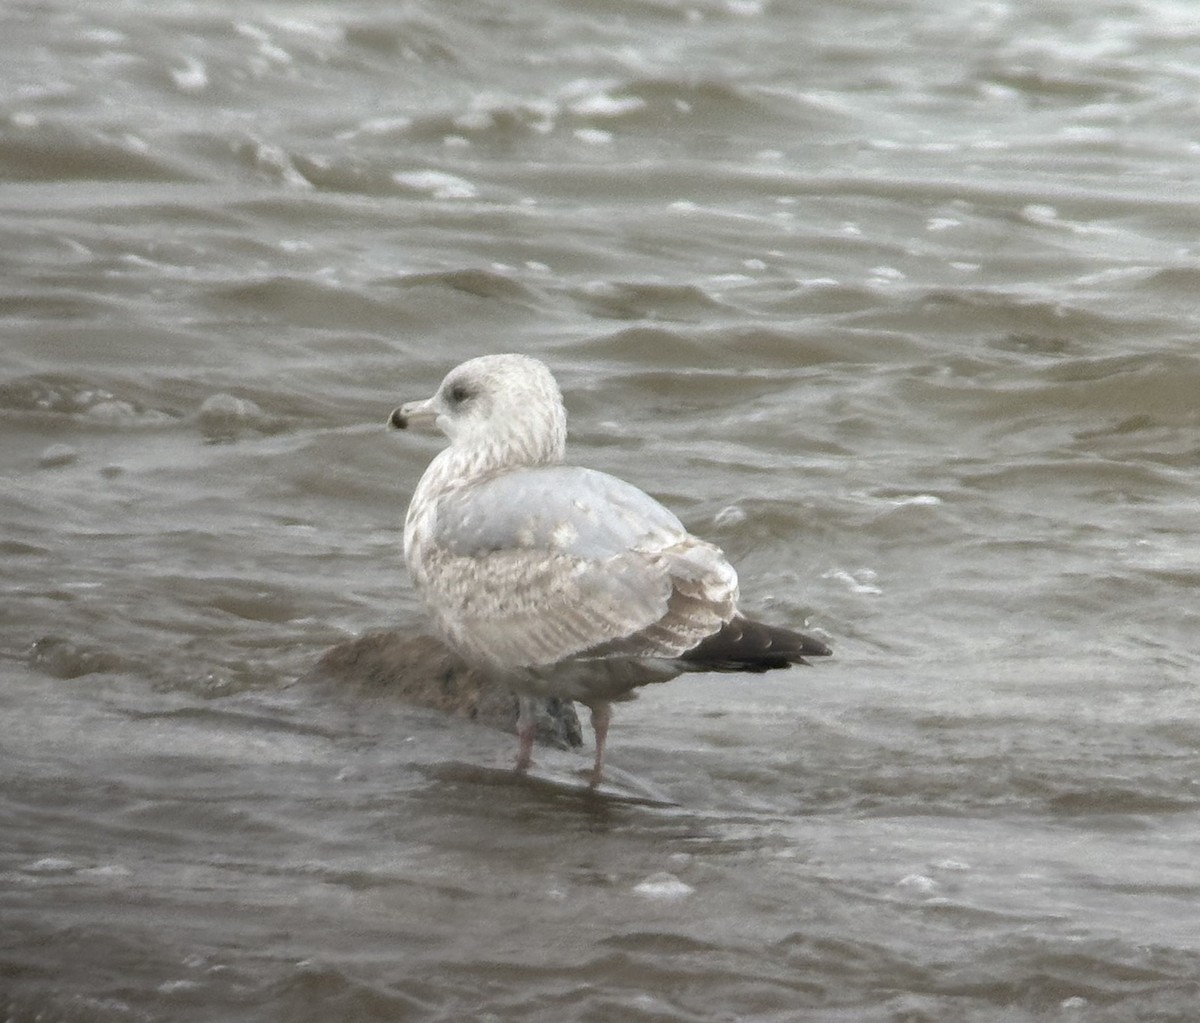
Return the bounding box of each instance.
[3,0,1200,1020]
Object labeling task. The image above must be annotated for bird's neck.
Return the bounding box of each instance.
[439,427,563,488]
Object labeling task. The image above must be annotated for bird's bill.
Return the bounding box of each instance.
[388,396,437,430]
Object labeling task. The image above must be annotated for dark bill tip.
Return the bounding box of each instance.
[388,407,408,430]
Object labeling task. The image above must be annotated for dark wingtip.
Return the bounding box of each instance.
[797,633,833,659]
[680,616,831,673]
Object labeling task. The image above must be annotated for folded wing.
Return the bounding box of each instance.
[416,466,738,670]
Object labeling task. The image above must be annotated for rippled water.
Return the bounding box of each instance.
[4,0,1200,1020]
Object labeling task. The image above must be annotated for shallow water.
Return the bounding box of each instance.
[3,0,1200,1020]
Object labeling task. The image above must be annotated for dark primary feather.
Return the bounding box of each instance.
[679,616,832,673]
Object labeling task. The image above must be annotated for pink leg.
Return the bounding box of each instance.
[515,696,536,773]
[589,702,612,788]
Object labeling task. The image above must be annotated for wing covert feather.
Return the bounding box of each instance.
[415,465,738,669]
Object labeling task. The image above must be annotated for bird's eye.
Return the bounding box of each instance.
[448,384,471,404]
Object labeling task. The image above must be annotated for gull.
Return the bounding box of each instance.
[389,353,830,787]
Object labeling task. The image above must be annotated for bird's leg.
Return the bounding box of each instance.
[515,695,536,773]
[589,701,612,788]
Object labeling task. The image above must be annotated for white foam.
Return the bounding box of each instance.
[633,872,695,900]
[393,170,478,200]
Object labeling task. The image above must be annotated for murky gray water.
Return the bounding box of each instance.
[3,0,1200,1019]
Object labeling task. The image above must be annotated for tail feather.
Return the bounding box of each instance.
[678,616,832,673]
